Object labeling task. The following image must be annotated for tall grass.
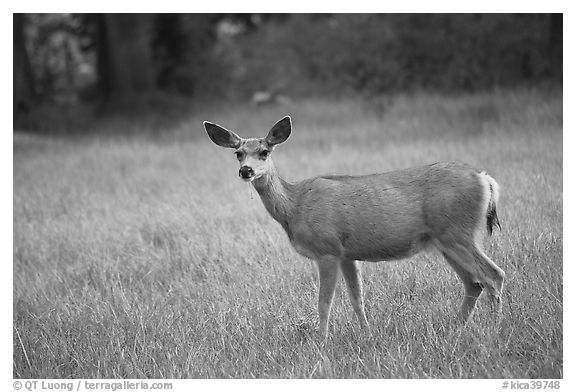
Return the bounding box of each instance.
[13,89,562,378]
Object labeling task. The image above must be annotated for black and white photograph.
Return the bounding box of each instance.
[13,11,563,383]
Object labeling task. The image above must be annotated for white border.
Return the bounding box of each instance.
[5,4,572,390]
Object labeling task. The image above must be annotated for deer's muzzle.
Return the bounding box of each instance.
[239,166,254,179]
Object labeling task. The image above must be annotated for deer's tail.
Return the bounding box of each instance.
[482,172,501,236]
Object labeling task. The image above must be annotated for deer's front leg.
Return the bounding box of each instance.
[316,256,341,340]
[340,260,370,331]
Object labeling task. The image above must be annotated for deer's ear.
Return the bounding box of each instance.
[265,116,291,146]
[204,121,242,149]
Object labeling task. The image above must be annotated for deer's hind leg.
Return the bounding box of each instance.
[340,260,370,331]
[441,250,483,320]
[439,238,505,320]
[470,246,505,314]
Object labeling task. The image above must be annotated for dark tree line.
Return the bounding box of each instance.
[14,14,220,111]
[283,14,562,93]
[95,14,156,97]
[14,13,562,123]
[14,14,36,111]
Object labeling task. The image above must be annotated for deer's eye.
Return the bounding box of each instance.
[234,151,244,160]
[260,150,270,159]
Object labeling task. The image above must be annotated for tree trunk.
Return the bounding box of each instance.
[549,13,562,80]
[13,13,35,113]
[96,14,156,99]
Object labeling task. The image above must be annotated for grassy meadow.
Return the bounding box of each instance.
[13,89,562,378]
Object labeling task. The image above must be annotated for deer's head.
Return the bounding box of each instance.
[204,116,291,182]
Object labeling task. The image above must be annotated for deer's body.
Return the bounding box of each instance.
[256,162,488,263]
[204,116,505,340]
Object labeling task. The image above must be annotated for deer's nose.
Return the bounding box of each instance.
[239,166,254,179]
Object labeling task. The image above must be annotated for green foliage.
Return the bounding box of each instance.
[14,89,562,378]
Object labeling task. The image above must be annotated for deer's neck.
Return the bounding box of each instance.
[252,161,296,238]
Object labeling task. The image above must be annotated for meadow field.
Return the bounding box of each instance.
[13,89,562,378]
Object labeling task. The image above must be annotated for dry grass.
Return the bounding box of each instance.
[13,89,562,378]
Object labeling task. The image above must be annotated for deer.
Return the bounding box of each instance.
[203,115,505,340]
